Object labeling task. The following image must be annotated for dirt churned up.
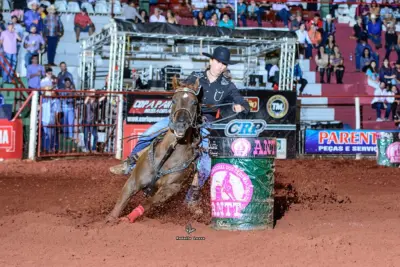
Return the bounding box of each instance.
[1,157,400,266]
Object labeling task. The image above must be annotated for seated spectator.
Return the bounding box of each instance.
[257,1,271,27]
[293,59,308,95]
[315,45,331,83]
[380,2,393,18]
[149,7,167,23]
[24,1,40,33]
[383,13,396,28]
[290,13,303,31]
[123,1,144,23]
[356,0,370,25]
[218,13,234,29]
[353,16,367,42]
[247,0,259,21]
[167,10,178,24]
[194,11,207,26]
[191,0,208,18]
[271,2,291,27]
[380,58,397,85]
[74,7,95,42]
[366,60,380,85]
[385,24,397,60]
[237,0,247,27]
[0,22,22,84]
[371,81,388,122]
[27,55,45,89]
[296,23,312,59]
[43,5,64,67]
[322,14,336,45]
[137,9,149,23]
[331,46,345,84]
[355,37,379,71]
[370,1,380,19]
[361,47,375,72]
[207,13,218,26]
[308,22,322,48]
[309,13,323,30]
[268,63,279,87]
[204,0,217,20]
[387,84,398,121]
[324,34,336,55]
[368,14,382,49]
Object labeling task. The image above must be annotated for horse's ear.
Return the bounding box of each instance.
[172,75,180,90]
[194,78,200,92]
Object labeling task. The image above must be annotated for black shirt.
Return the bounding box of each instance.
[185,71,250,121]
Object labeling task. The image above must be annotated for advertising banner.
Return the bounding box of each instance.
[0,119,23,160]
[305,129,385,154]
[126,94,172,124]
[209,137,277,158]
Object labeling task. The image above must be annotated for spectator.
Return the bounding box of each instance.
[149,8,167,23]
[370,1,380,18]
[207,13,218,26]
[191,0,208,18]
[324,34,336,55]
[322,14,336,45]
[166,10,178,24]
[387,84,398,121]
[247,0,259,21]
[237,0,247,27]
[310,14,323,29]
[23,25,45,68]
[0,14,5,31]
[0,22,21,84]
[27,55,45,89]
[371,81,388,122]
[356,0,370,25]
[218,13,234,29]
[268,63,279,87]
[379,58,396,85]
[331,46,345,84]
[394,61,400,84]
[293,60,308,95]
[24,1,40,33]
[315,45,331,83]
[257,1,271,27]
[74,7,95,42]
[290,13,303,31]
[361,47,375,72]
[296,23,312,59]
[366,60,380,85]
[194,11,207,26]
[137,9,149,23]
[204,0,217,20]
[83,89,106,152]
[355,37,378,71]
[43,5,63,67]
[308,22,322,48]
[271,2,291,28]
[367,14,382,49]
[59,78,75,140]
[383,13,396,28]
[385,24,397,60]
[123,1,144,23]
[353,16,367,42]
[57,62,74,89]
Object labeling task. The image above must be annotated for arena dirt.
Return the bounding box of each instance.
[1,158,400,266]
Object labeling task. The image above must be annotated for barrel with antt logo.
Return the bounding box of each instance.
[208,137,276,230]
[376,132,400,167]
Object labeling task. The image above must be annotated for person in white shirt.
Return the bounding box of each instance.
[268,64,279,85]
[296,23,313,59]
[123,1,144,23]
[149,8,166,23]
[272,2,291,27]
[371,81,389,121]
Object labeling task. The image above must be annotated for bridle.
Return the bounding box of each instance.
[168,87,201,136]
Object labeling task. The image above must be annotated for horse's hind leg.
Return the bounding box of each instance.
[128,183,181,223]
[106,175,141,223]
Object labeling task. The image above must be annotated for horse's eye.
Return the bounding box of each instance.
[191,100,198,105]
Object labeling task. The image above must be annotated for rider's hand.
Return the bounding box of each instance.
[233,104,245,113]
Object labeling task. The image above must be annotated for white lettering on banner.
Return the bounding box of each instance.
[129,99,172,114]
[126,116,167,123]
[318,145,344,152]
[0,126,16,152]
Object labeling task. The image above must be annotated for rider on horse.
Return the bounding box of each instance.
[110,46,250,203]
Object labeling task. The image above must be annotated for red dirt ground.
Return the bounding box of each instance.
[1,158,400,266]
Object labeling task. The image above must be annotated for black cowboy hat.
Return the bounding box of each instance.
[202,46,235,65]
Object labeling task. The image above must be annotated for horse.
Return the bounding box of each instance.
[105,77,203,223]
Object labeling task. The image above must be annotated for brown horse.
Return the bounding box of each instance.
[106,77,202,223]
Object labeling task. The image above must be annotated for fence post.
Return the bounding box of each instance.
[355,96,361,160]
[115,93,124,160]
[28,91,39,160]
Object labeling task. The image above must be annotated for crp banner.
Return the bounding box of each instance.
[305,129,382,154]
[123,123,152,159]
[0,119,23,159]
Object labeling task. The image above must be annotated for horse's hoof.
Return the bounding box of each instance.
[187,202,203,216]
[104,215,119,225]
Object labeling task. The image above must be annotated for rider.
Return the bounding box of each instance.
[110,46,250,202]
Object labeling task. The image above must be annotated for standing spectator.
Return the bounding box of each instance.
[149,8,167,23]
[24,1,40,33]
[11,16,24,58]
[123,1,143,23]
[293,60,308,95]
[315,46,331,83]
[322,14,336,45]
[331,46,345,84]
[296,23,312,59]
[23,25,45,68]
[166,10,178,24]
[0,22,22,84]
[207,13,218,26]
[237,0,247,27]
[59,78,75,140]
[43,5,64,67]
[367,14,382,49]
[356,0,370,25]
[385,24,397,60]
[74,7,95,42]
[194,11,207,26]
[218,13,235,29]
[83,89,106,152]
[57,62,74,89]
[27,55,45,89]
[371,81,388,122]
[271,2,291,28]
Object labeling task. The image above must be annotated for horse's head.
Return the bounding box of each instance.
[168,76,201,139]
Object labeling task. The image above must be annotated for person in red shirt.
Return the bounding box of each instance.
[74,7,95,42]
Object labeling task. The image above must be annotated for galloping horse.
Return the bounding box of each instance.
[106,77,203,223]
